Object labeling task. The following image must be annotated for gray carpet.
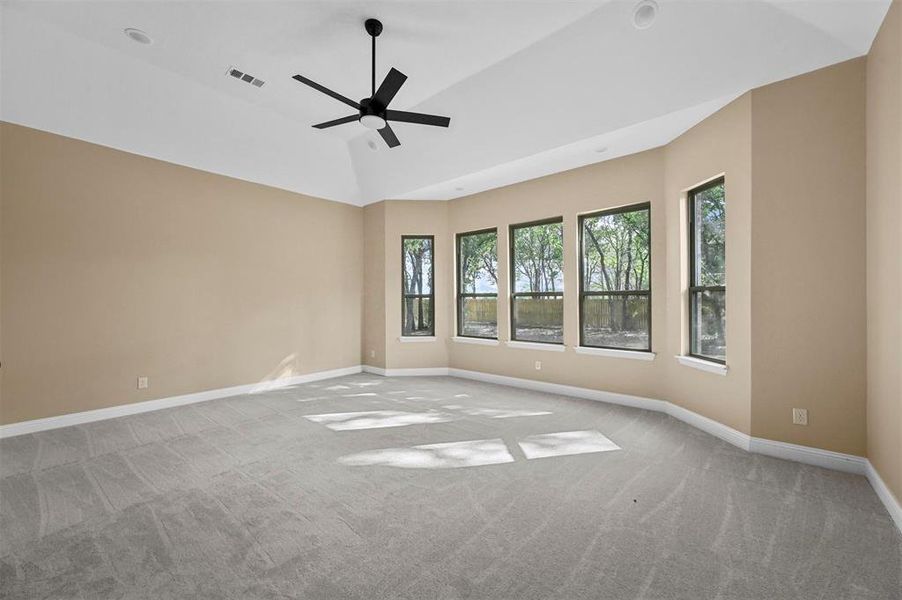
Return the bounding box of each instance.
[1,374,899,599]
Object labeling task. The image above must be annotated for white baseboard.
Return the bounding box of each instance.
[444,368,876,475]
[866,461,902,532]
[667,403,751,451]
[749,437,867,475]
[0,365,363,439]
[4,362,898,534]
[447,368,667,413]
[363,365,449,377]
[447,368,751,450]
[441,367,897,531]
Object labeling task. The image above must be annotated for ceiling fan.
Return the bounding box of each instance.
[292,18,451,149]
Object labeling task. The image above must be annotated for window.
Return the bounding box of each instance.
[510,218,564,344]
[579,203,651,351]
[457,229,498,339]
[688,178,726,363]
[402,235,434,336]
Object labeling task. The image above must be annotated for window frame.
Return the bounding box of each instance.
[687,177,726,365]
[578,202,652,352]
[508,216,565,345]
[401,234,435,337]
[456,227,499,340]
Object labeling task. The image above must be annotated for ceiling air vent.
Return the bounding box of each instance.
[227,67,265,88]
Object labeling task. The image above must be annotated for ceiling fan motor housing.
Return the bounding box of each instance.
[360,97,386,118]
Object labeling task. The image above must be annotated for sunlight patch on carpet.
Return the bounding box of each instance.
[338,438,514,469]
[442,405,552,419]
[304,410,453,431]
[518,430,620,460]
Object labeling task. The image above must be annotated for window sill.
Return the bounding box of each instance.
[452,336,499,346]
[506,341,566,352]
[675,355,727,376]
[574,346,656,361]
[398,336,437,343]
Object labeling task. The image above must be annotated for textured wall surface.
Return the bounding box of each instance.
[750,58,868,456]
[866,0,902,504]
[0,123,363,424]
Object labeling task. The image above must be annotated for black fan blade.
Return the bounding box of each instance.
[312,115,359,129]
[378,124,400,148]
[385,110,450,128]
[371,68,407,109]
[292,74,360,109]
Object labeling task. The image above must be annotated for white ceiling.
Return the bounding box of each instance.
[1,1,891,206]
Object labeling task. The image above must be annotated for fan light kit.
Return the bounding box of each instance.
[359,114,387,130]
[292,18,451,148]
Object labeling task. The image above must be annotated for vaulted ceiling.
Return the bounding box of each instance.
[1,1,891,206]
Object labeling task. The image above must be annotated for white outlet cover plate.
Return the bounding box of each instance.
[792,408,808,425]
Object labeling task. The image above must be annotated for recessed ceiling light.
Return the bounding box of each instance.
[633,0,658,30]
[124,28,153,45]
[455,187,464,192]
[595,147,608,154]
[367,139,378,151]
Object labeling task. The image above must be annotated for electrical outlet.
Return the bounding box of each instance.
[792,408,808,426]
[535,361,542,371]
[137,376,149,390]
[370,350,375,358]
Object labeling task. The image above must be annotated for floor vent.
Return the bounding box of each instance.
[227,67,265,88]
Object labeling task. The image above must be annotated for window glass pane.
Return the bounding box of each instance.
[459,231,498,294]
[403,296,433,336]
[512,222,564,293]
[693,183,725,286]
[403,238,433,295]
[582,208,650,292]
[512,295,563,343]
[690,289,726,361]
[459,297,497,338]
[402,236,433,337]
[582,294,649,350]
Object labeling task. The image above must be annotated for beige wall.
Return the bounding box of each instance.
[363,203,386,369]
[382,99,756,435]
[750,58,868,456]
[373,98,754,437]
[371,60,873,451]
[663,94,753,434]
[382,200,451,370]
[0,122,363,425]
[866,1,902,503]
[0,124,3,410]
[447,149,669,402]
